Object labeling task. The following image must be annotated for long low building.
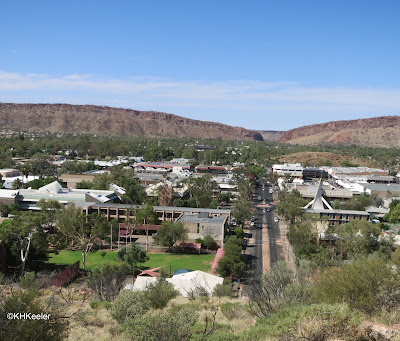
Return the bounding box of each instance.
[359,183,400,198]
[82,202,230,224]
[0,181,122,208]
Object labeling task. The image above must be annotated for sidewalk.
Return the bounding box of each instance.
[277,219,296,274]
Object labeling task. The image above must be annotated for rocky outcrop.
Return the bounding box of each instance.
[257,130,285,141]
[279,116,400,148]
[360,321,400,341]
[0,103,263,141]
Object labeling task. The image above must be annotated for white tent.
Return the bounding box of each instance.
[124,270,224,297]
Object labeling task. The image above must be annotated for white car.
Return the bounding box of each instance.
[274,216,279,222]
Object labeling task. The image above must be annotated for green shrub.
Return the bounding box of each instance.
[89,300,112,310]
[221,302,243,320]
[0,289,68,341]
[313,257,393,314]
[213,283,232,298]
[123,308,198,341]
[19,272,40,291]
[86,263,126,301]
[144,277,178,309]
[111,290,149,324]
[241,303,364,341]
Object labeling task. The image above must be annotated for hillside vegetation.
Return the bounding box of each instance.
[0,103,263,141]
[280,116,400,148]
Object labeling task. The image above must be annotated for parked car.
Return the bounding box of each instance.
[250,221,255,227]
[274,216,279,222]
[258,224,262,229]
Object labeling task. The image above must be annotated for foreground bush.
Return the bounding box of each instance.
[241,303,365,341]
[87,263,127,301]
[111,290,150,324]
[144,277,178,309]
[313,257,395,314]
[123,308,198,341]
[0,289,68,341]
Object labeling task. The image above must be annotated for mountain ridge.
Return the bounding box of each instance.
[0,103,263,141]
[279,115,400,148]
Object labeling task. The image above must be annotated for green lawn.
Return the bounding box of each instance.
[46,250,215,273]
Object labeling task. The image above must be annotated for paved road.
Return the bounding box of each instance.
[242,183,281,298]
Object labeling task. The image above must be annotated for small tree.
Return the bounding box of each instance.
[56,205,108,270]
[232,199,251,227]
[0,212,48,276]
[87,263,127,301]
[153,221,188,252]
[117,243,149,279]
[135,204,159,251]
[276,189,306,224]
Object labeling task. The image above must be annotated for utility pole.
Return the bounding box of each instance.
[110,222,113,251]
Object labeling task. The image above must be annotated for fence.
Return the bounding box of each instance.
[43,261,80,288]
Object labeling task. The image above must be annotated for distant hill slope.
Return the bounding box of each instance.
[257,130,285,141]
[277,152,377,168]
[279,116,400,148]
[0,103,263,141]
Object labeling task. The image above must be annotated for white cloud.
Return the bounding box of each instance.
[0,70,399,130]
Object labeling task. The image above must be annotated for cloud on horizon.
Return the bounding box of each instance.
[0,70,399,130]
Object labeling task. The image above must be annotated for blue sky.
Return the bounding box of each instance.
[1,1,400,131]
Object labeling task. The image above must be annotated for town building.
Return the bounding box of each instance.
[303,181,369,227]
[176,212,227,245]
[272,163,303,177]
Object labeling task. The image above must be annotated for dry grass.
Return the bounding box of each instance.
[167,296,256,335]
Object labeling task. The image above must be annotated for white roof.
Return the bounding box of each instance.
[38,181,63,194]
[85,191,111,203]
[125,270,223,297]
[0,189,19,198]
